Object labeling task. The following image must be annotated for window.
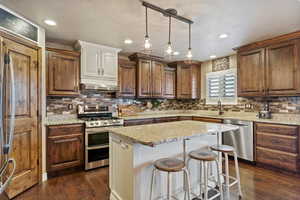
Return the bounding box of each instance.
[206,68,237,105]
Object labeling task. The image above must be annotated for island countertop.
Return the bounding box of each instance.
[109,120,239,146]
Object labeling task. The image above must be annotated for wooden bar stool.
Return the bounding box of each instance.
[210,144,242,199]
[149,158,191,200]
[187,150,223,200]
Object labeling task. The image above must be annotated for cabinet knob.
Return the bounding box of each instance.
[97,68,100,75]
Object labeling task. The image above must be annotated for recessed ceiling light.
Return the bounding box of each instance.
[44,19,56,26]
[173,51,180,55]
[219,34,228,39]
[210,55,217,59]
[124,39,133,44]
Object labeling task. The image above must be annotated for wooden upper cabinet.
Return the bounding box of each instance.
[237,48,265,97]
[170,61,201,99]
[163,67,176,99]
[47,48,80,96]
[235,31,300,97]
[118,59,136,97]
[151,61,164,98]
[266,40,300,96]
[129,53,165,98]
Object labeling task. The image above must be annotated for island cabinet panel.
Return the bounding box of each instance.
[169,61,201,99]
[47,48,80,96]
[237,48,265,97]
[163,67,176,99]
[124,118,154,126]
[266,40,300,96]
[236,31,300,97]
[47,124,84,173]
[192,117,223,123]
[118,59,136,97]
[255,122,300,173]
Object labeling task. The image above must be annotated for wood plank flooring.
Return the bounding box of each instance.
[13,162,300,200]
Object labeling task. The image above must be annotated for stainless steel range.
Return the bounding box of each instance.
[78,104,124,170]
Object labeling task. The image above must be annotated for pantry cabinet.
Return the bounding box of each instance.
[46,48,80,96]
[236,32,300,97]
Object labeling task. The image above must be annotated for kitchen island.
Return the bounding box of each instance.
[108,121,238,200]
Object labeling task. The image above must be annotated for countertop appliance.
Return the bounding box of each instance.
[78,104,124,170]
[0,41,16,199]
[223,119,254,162]
[258,102,272,119]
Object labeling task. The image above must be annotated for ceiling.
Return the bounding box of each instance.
[1,0,300,61]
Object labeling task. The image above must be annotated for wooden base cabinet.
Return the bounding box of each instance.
[255,123,300,173]
[47,124,84,173]
[47,48,80,96]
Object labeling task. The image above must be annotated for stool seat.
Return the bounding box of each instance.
[154,158,185,172]
[210,144,234,153]
[189,150,217,161]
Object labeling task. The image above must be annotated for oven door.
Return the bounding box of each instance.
[85,127,110,170]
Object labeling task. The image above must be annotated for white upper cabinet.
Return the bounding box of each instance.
[76,40,121,89]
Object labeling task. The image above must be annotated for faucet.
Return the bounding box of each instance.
[218,100,224,115]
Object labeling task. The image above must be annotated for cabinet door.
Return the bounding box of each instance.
[163,67,176,99]
[47,50,79,96]
[137,59,152,98]
[177,65,192,99]
[47,134,83,172]
[237,49,265,96]
[118,61,136,97]
[102,49,118,80]
[266,40,300,95]
[151,61,164,98]
[83,44,102,78]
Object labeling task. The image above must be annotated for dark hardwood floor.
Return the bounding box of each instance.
[13,162,300,200]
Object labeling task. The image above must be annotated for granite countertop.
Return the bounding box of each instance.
[121,111,300,126]
[109,120,239,146]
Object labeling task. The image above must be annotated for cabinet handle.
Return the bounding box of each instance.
[97,68,101,75]
[102,68,104,75]
[54,138,78,144]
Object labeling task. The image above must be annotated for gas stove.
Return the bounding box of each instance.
[78,105,124,128]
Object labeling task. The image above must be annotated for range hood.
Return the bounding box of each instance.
[75,40,121,91]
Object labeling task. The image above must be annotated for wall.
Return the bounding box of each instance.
[46,54,300,116]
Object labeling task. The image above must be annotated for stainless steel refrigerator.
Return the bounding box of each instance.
[0,37,16,200]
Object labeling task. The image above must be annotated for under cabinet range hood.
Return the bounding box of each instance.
[75,40,121,91]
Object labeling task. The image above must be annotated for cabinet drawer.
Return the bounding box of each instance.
[154,117,179,123]
[256,123,298,136]
[256,147,298,172]
[192,117,223,123]
[48,124,84,137]
[256,133,298,153]
[124,118,154,126]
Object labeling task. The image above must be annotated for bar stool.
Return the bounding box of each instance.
[210,144,242,199]
[187,150,223,200]
[149,158,191,200]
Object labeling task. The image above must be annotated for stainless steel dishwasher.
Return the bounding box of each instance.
[223,119,254,161]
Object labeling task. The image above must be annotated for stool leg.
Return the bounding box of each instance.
[233,151,243,198]
[183,168,191,200]
[215,160,223,200]
[149,168,157,200]
[203,161,208,200]
[167,172,172,200]
[185,158,191,200]
[199,160,203,198]
[224,153,230,200]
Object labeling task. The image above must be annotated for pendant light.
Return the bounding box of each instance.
[144,7,151,50]
[165,16,173,55]
[186,23,192,59]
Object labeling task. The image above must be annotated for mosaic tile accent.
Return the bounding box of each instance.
[212,56,230,72]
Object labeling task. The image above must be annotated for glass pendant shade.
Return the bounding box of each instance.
[187,48,192,58]
[144,36,151,49]
[165,42,173,55]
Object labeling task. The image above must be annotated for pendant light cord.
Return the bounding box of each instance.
[189,23,191,49]
[145,7,148,37]
[168,16,171,44]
